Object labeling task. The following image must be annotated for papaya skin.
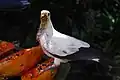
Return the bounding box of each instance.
[0,46,44,77]
[21,58,57,80]
[0,41,15,60]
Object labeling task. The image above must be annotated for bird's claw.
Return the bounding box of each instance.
[39,64,57,74]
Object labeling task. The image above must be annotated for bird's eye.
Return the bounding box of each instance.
[48,13,50,16]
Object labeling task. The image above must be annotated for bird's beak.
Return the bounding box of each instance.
[41,14,45,18]
[40,14,48,21]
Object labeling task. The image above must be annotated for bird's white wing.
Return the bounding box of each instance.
[44,32,90,56]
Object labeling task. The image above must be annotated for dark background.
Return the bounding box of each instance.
[0,0,120,80]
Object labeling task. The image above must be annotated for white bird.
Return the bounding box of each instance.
[36,10,101,73]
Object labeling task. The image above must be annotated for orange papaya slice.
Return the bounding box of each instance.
[21,58,57,80]
[0,41,15,59]
[0,46,44,77]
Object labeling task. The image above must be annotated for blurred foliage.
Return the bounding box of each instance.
[72,0,120,77]
[81,0,120,62]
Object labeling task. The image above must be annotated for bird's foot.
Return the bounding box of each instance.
[39,64,57,74]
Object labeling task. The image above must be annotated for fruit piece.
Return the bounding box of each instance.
[21,58,57,80]
[0,41,15,59]
[0,46,44,77]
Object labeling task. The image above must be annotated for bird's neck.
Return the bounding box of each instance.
[44,20,54,40]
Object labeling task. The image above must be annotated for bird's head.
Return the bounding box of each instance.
[40,10,51,29]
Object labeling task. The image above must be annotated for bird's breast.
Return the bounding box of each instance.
[40,33,54,57]
[40,35,46,46]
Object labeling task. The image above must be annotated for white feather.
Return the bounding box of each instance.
[40,20,90,57]
[44,28,90,56]
[39,10,90,57]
